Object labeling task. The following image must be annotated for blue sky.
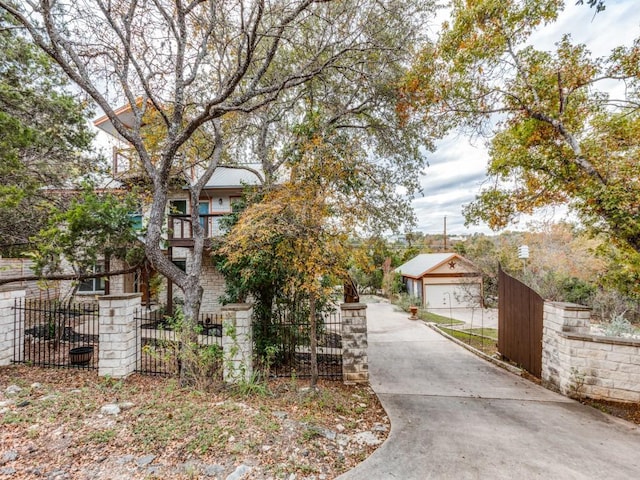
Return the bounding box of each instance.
[413,0,640,236]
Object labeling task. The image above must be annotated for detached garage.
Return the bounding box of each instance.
[396,253,483,309]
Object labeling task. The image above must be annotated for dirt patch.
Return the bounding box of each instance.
[583,398,640,425]
[0,365,388,479]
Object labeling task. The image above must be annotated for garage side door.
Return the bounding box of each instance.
[425,283,480,309]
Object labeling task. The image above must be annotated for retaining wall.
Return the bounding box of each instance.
[542,301,640,403]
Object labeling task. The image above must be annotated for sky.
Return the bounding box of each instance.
[413,0,640,236]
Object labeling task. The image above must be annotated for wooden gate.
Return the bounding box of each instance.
[498,266,543,377]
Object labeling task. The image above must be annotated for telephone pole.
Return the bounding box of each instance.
[443,216,447,252]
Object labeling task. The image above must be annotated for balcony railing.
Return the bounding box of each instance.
[113,147,196,183]
[113,147,137,175]
[167,214,229,246]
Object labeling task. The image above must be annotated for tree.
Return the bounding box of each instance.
[0,1,434,360]
[403,0,640,274]
[0,11,97,254]
[30,186,144,295]
[219,111,413,385]
[576,0,605,12]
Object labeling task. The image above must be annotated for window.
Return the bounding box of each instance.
[172,259,187,272]
[78,265,106,293]
[198,201,209,235]
[129,213,143,230]
[169,200,187,215]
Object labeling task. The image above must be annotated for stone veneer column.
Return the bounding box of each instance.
[0,286,26,366]
[98,293,142,378]
[221,303,253,384]
[340,303,369,384]
[541,301,592,393]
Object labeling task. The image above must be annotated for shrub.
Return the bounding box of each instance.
[602,314,639,338]
[393,293,422,313]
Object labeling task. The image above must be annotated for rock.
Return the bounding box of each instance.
[351,431,382,446]
[5,385,21,396]
[145,465,162,475]
[226,464,251,480]
[179,459,203,472]
[336,434,350,447]
[30,383,43,389]
[136,454,156,467]
[47,469,69,479]
[317,427,336,441]
[203,464,225,477]
[372,423,388,432]
[0,400,13,408]
[0,467,16,476]
[38,395,59,402]
[100,404,121,416]
[115,455,135,465]
[261,445,272,452]
[118,401,135,411]
[273,411,288,420]
[335,423,345,433]
[1,450,18,464]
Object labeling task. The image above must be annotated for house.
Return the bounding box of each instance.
[85,105,264,312]
[395,253,483,309]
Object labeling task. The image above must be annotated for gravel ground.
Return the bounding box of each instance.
[0,365,388,479]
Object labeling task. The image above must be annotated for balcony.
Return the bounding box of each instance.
[112,148,197,187]
[167,214,229,247]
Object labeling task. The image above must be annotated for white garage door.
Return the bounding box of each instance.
[424,284,480,309]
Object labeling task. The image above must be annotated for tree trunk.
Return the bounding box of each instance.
[178,279,204,386]
[309,291,318,388]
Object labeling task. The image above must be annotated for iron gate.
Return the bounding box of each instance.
[254,310,343,380]
[135,309,223,376]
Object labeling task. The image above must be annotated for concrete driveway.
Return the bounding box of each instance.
[338,301,640,480]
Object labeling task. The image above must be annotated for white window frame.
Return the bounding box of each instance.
[78,265,106,293]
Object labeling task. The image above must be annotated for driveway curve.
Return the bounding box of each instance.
[338,301,640,480]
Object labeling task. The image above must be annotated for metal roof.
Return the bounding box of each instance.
[203,166,263,188]
[395,253,460,278]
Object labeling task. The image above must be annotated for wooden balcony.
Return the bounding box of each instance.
[167,214,229,247]
[112,147,189,184]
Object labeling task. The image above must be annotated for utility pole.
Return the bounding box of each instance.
[443,216,447,252]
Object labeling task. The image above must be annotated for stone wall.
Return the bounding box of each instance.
[340,303,368,384]
[200,262,227,312]
[0,287,25,366]
[158,251,226,313]
[542,301,640,403]
[0,259,59,299]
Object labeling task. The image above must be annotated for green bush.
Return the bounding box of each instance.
[602,314,639,337]
[393,293,422,313]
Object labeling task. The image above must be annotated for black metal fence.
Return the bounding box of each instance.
[135,309,224,376]
[255,310,343,380]
[13,298,99,370]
